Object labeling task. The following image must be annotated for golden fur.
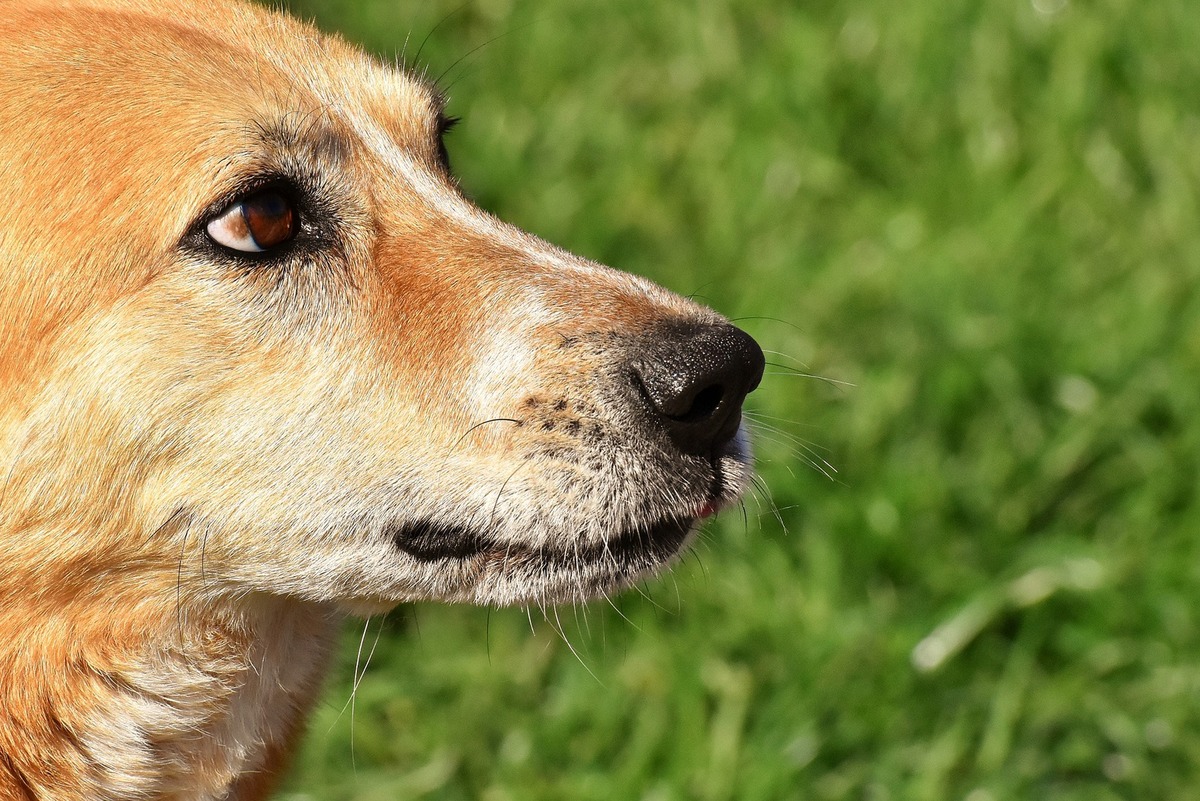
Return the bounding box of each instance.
[0,1,763,798]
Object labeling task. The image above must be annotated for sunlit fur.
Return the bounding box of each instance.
[0,1,755,797]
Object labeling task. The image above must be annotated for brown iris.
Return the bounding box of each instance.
[206,189,297,253]
[242,191,295,248]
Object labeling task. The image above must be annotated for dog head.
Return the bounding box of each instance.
[0,0,763,612]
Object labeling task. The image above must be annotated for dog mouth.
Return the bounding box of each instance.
[379,444,749,604]
[390,515,695,571]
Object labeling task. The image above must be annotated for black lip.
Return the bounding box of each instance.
[391,516,695,567]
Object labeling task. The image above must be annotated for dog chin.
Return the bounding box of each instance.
[325,425,755,612]
[383,513,697,606]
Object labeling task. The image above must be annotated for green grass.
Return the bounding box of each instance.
[273,0,1200,798]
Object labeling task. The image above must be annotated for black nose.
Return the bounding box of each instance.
[631,322,765,456]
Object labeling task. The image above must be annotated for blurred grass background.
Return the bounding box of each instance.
[272,0,1200,798]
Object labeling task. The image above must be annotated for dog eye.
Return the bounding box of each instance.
[206,190,297,253]
[436,114,459,172]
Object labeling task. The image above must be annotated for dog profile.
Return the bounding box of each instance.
[0,1,764,798]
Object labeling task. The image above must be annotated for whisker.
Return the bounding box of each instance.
[435,25,533,87]
[441,63,485,95]
[326,615,382,749]
[485,607,494,665]
[684,544,710,586]
[751,473,791,536]
[764,362,855,389]
[727,315,806,334]
[791,443,840,481]
[395,30,413,70]
[626,578,657,607]
[348,616,373,771]
[449,417,522,452]
[601,590,643,634]
[489,457,533,527]
[549,607,603,686]
[575,598,593,641]
[199,524,211,590]
[760,348,811,368]
[411,2,470,70]
[745,419,839,480]
[746,428,834,479]
[175,523,193,645]
[743,409,827,432]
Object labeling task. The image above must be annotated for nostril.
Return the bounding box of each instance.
[630,321,765,456]
[630,368,725,423]
[675,383,724,423]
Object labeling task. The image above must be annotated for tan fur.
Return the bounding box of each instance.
[0,1,759,798]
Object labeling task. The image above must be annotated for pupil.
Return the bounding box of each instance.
[243,191,295,248]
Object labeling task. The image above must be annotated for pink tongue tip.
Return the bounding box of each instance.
[699,500,720,519]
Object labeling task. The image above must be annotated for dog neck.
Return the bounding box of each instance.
[0,587,339,801]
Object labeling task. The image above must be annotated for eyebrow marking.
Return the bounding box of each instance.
[251,115,353,168]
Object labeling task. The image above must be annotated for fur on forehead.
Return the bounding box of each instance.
[10,0,448,129]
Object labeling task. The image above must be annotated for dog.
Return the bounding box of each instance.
[0,0,764,798]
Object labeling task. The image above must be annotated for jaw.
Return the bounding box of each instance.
[368,426,756,609]
[361,439,754,610]
[388,514,698,606]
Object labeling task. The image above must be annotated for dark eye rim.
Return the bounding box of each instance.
[435,112,460,173]
[187,175,311,264]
